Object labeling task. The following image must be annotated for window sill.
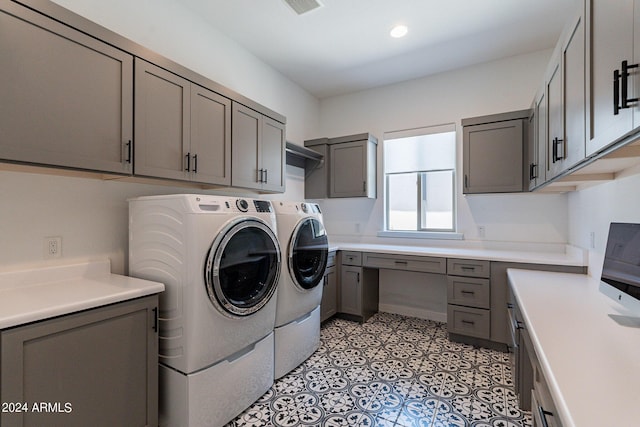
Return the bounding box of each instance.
[377,230,464,240]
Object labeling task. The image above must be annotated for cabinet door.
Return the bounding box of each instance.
[190,84,231,185]
[340,266,362,316]
[320,265,337,321]
[232,102,262,189]
[330,141,368,197]
[134,59,190,181]
[562,13,586,170]
[261,116,286,192]
[0,5,133,174]
[527,105,538,190]
[0,296,158,427]
[586,0,634,156]
[546,55,564,180]
[463,120,524,193]
[535,89,547,185]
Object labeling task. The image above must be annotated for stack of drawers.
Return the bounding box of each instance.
[446,258,491,339]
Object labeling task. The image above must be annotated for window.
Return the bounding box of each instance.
[384,124,456,232]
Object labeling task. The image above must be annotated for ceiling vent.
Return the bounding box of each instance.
[282,0,323,15]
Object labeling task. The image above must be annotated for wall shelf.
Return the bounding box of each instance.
[285,141,323,168]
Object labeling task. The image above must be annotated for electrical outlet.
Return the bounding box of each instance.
[44,236,62,259]
[477,226,486,239]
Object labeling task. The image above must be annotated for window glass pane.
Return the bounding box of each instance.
[387,172,417,231]
[421,170,454,230]
[384,131,455,174]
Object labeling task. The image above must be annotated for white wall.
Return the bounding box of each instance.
[0,0,318,274]
[568,165,640,277]
[317,49,568,245]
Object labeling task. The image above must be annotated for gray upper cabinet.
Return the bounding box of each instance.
[529,87,547,190]
[304,133,377,199]
[586,0,638,156]
[134,59,232,185]
[134,59,190,181]
[0,3,133,174]
[546,11,586,180]
[232,102,286,192]
[462,110,529,194]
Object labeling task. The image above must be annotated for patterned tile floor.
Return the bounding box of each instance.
[228,312,532,427]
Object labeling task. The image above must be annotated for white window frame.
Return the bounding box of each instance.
[380,124,462,240]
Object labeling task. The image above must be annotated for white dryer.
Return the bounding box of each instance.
[129,194,281,427]
[273,201,328,379]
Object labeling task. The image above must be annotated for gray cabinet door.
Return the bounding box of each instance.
[330,140,368,197]
[261,116,286,192]
[232,102,262,189]
[562,14,586,171]
[134,59,190,181]
[534,89,547,187]
[0,4,133,174]
[0,296,158,427]
[320,265,337,321]
[586,0,635,156]
[546,56,564,180]
[340,265,362,316]
[190,84,231,185]
[463,120,524,193]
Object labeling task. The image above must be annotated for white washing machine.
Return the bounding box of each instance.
[129,194,281,427]
[273,201,329,379]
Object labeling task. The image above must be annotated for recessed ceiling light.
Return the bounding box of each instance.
[390,25,408,38]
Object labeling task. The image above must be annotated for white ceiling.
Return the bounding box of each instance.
[175,0,578,99]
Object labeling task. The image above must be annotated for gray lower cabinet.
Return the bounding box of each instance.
[320,251,337,322]
[134,59,232,185]
[462,110,530,194]
[0,2,133,174]
[232,102,286,192]
[0,295,159,427]
[338,251,379,322]
[446,258,492,341]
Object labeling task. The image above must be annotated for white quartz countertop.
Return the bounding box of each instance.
[329,241,586,266]
[0,259,164,329]
[507,269,640,427]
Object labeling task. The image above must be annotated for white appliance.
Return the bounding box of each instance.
[129,194,281,427]
[273,201,328,379]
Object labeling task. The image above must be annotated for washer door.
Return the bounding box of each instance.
[205,218,281,317]
[289,217,328,290]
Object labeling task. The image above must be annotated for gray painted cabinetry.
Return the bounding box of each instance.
[446,259,491,340]
[462,110,529,194]
[320,251,337,322]
[0,295,159,427]
[0,3,133,174]
[232,102,286,192]
[134,59,232,185]
[304,133,377,199]
[338,251,379,322]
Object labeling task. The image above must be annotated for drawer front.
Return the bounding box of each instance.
[341,251,362,266]
[363,253,446,274]
[447,258,490,278]
[447,276,490,309]
[447,305,490,339]
[326,251,337,268]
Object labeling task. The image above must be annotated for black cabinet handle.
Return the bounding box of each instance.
[193,154,198,173]
[264,168,268,183]
[257,168,263,183]
[538,406,554,427]
[529,163,538,180]
[461,320,475,326]
[461,290,475,295]
[185,152,191,172]
[152,307,158,333]
[622,60,639,109]
[552,137,564,163]
[614,68,621,115]
[464,174,469,189]
[125,140,132,164]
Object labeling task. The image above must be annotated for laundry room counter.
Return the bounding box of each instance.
[0,259,164,329]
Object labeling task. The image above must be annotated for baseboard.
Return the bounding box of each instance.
[378,303,447,323]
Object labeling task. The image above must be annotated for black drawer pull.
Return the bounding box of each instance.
[460,266,476,271]
[394,260,408,265]
[461,320,475,326]
[461,290,475,295]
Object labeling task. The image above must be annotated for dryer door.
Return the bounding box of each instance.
[205,218,281,317]
[289,217,328,290]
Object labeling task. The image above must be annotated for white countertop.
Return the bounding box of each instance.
[0,259,164,329]
[507,269,640,427]
[329,241,586,266]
